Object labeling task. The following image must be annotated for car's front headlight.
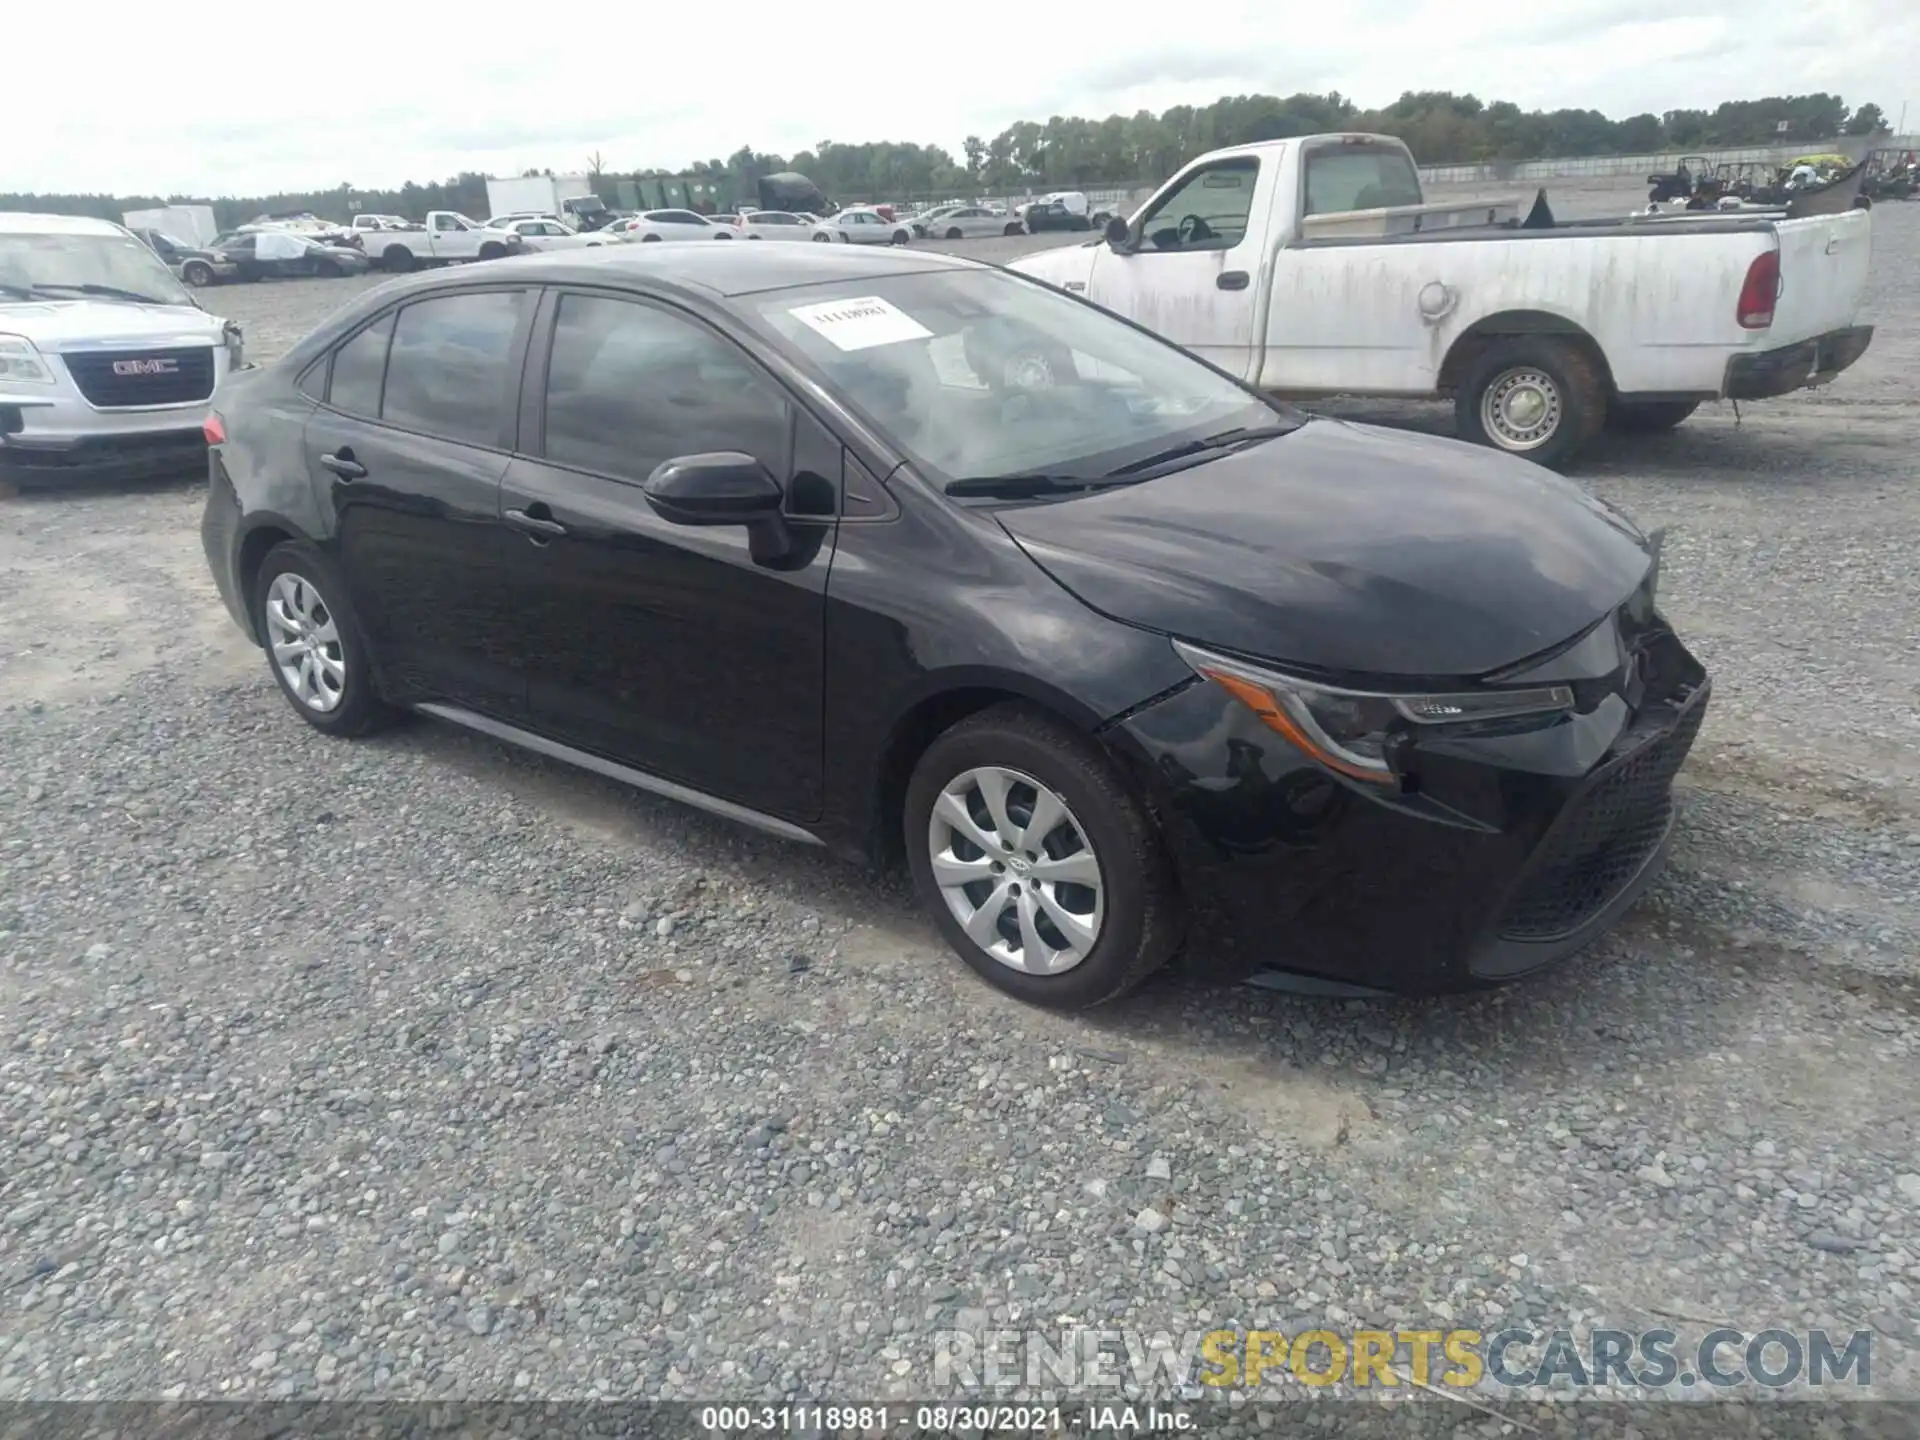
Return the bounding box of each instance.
[1173,639,1574,785]
[0,334,56,385]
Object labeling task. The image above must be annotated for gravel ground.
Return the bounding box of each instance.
[1,176,1917,1410]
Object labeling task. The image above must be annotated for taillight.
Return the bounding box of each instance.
[202,413,226,445]
[1736,250,1779,329]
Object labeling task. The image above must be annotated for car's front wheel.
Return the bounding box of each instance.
[905,704,1181,1009]
[254,543,393,738]
[182,260,214,287]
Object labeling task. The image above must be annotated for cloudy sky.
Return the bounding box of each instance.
[21,0,1917,197]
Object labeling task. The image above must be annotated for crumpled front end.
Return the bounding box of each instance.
[1103,572,1710,994]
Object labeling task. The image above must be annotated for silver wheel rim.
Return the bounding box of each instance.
[264,572,346,714]
[1480,367,1562,451]
[927,766,1104,975]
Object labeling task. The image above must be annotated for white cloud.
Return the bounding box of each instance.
[18,0,1916,196]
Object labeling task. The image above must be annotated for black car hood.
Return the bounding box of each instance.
[995,419,1655,681]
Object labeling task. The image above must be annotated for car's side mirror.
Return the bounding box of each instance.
[642,451,786,527]
[1104,215,1132,250]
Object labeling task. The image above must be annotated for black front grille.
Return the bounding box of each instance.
[63,347,215,408]
[1498,688,1708,941]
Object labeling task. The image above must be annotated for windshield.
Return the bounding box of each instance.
[0,232,193,307]
[746,268,1292,490]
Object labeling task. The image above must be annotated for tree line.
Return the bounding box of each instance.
[3,90,1891,227]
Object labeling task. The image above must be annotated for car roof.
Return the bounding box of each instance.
[0,212,131,237]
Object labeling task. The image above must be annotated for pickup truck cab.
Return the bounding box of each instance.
[1011,134,1874,467]
[368,212,526,272]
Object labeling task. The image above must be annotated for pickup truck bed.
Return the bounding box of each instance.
[1011,134,1874,468]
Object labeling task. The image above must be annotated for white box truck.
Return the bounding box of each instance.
[120,204,219,247]
[483,175,610,231]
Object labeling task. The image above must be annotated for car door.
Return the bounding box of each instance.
[302,286,535,718]
[1085,154,1267,380]
[426,213,473,261]
[218,235,259,280]
[496,288,837,821]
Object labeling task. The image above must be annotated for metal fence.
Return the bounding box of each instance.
[1417,134,1918,185]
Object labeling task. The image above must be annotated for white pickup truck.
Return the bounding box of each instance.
[365,212,527,272]
[1010,133,1874,467]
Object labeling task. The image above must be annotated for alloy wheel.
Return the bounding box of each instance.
[264,572,347,713]
[1479,367,1563,451]
[926,766,1104,974]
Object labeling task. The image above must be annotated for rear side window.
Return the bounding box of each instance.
[380,291,528,446]
[1303,146,1423,215]
[326,312,394,416]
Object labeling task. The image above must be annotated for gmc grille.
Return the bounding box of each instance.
[63,347,216,409]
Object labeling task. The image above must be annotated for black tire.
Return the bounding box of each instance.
[1453,336,1606,471]
[182,260,214,287]
[478,242,506,261]
[1003,222,1023,236]
[1606,398,1700,434]
[642,234,663,243]
[382,245,414,272]
[253,542,394,739]
[904,703,1183,1010]
[316,259,342,278]
[944,226,963,240]
[811,232,831,242]
[891,229,910,245]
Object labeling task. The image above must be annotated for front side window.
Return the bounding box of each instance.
[542,293,791,484]
[746,269,1287,491]
[327,312,395,416]
[380,290,527,445]
[1137,159,1259,252]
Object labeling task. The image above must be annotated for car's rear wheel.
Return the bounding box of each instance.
[1454,336,1605,470]
[254,543,393,739]
[1003,222,1022,236]
[182,260,214,287]
[382,245,414,272]
[812,232,831,242]
[905,704,1181,1010]
[1607,399,1701,434]
[642,234,663,243]
[945,226,963,240]
[891,229,910,245]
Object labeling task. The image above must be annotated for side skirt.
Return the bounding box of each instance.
[415,703,823,847]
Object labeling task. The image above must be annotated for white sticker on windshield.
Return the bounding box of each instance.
[787,295,932,352]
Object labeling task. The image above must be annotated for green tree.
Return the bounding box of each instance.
[1845,103,1887,136]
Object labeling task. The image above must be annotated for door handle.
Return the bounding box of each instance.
[1217,270,1250,291]
[505,507,568,540]
[319,451,366,480]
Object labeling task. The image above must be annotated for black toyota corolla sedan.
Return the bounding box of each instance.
[201,243,1709,1009]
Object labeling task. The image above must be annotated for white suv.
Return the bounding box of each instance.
[1,213,241,487]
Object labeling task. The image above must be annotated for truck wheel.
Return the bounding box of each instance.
[1606,399,1700,434]
[1454,337,1605,470]
[382,245,414,273]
